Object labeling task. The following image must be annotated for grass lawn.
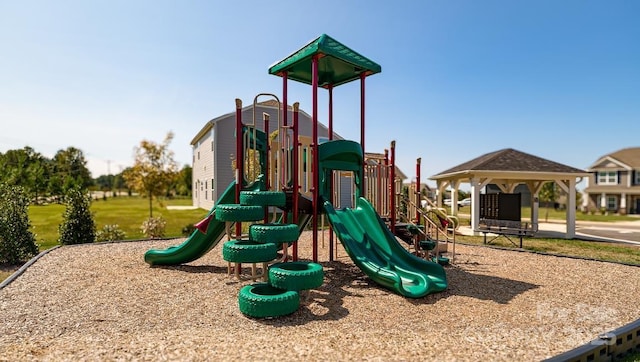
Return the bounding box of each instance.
[29,196,206,250]
[0,266,15,283]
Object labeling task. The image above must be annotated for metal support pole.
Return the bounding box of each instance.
[312,55,319,263]
[360,73,366,197]
[328,84,334,262]
[292,102,300,261]
[390,140,396,234]
[415,157,421,223]
[234,99,243,238]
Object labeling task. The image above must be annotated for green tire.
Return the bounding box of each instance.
[238,283,300,318]
[268,262,324,291]
[419,240,436,251]
[215,204,264,222]
[240,191,286,207]
[249,223,299,245]
[222,240,277,263]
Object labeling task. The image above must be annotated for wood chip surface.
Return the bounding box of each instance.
[1,230,639,361]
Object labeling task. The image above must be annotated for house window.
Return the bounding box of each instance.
[635,170,640,185]
[607,196,617,211]
[597,171,617,184]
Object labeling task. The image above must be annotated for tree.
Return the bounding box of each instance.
[58,186,96,245]
[0,184,39,264]
[52,147,93,192]
[0,147,50,200]
[123,132,179,218]
[175,164,192,196]
[539,181,558,222]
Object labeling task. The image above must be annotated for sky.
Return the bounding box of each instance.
[1,1,639,189]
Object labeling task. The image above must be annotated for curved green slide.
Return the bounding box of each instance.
[144,181,260,266]
[323,196,447,298]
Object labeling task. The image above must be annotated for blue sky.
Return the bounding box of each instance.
[1,1,638,188]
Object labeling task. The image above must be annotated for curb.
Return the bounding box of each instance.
[0,246,61,290]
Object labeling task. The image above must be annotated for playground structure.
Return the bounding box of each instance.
[145,34,450,317]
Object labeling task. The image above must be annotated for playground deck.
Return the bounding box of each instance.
[1,231,639,361]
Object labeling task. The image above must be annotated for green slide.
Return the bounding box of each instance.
[144,181,258,266]
[323,196,447,298]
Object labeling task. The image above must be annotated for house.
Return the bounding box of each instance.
[584,147,640,214]
[190,100,335,210]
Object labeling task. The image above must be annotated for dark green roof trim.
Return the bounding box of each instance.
[268,34,381,88]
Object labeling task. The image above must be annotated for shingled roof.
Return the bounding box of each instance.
[432,148,586,178]
[589,147,640,169]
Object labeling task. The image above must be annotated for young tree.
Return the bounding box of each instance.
[539,181,558,222]
[123,132,179,218]
[0,184,39,264]
[58,186,96,245]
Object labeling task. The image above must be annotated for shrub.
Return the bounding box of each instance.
[96,224,126,242]
[0,184,39,264]
[58,187,96,245]
[182,223,196,236]
[141,216,166,239]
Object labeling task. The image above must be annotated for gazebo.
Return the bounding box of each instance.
[430,148,589,238]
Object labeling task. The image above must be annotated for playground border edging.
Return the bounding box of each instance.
[543,318,640,362]
[0,246,60,290]
[0,237,182,290]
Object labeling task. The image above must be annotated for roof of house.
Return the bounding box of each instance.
[431,148,586,178]
[190,101,311,145]
[588,147,640,170]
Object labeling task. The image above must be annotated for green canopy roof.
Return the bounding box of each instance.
[268,34,381,88]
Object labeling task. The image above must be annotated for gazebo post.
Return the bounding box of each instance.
[469,177,482,234]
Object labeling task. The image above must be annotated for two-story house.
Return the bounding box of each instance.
[190,100,336,210]
[584,147,640,214]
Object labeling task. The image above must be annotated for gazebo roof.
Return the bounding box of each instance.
[431,148,587,180]
[268,34,381,88]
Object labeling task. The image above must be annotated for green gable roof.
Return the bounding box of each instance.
[268,34,381,88]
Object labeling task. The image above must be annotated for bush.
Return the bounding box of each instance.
[182,223,196,236]
[96,224,126,242]
[58,187,96,245]
[0,184,39,264]
[141,216,166,239]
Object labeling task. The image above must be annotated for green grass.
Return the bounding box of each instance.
[0,267,15,282]
[29,196,206,250]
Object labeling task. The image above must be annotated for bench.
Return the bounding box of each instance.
[477,218,538,248]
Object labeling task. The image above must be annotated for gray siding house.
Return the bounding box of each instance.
[584,147,640,214]
[190,100,335,210]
